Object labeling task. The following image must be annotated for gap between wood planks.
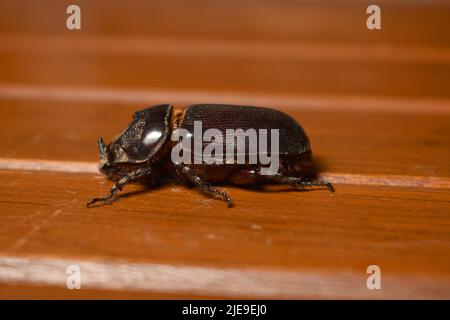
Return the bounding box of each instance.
[0,255,448,299]
[0,84,449,114]
[1,158,449,189]
[2,34,450,65]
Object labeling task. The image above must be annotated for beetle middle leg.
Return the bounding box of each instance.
[265,173,335,192]
[178,166,234,207]
[87,167,152,207]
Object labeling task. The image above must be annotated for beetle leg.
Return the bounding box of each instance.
[178,166,234,207]
[87,167,152,207]
[265,173,335,192]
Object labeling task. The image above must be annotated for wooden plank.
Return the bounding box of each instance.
[0,170,449,272]
[1,1,449,47]
[0,170,449,298]
[0,255,448,299]
[0,99,448,179]
[1,46,450,99]
[0,0,449,300]
[0,2,449,99]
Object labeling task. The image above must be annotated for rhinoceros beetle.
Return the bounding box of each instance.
[87,104,334,208]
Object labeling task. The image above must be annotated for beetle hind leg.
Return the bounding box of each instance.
[266,173,334,192]
[178,166,234,207]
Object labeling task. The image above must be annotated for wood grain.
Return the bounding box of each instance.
[1,2,449,99]
[1,170,450,273]
[1,0,449,47]
[0,0,449,299]
[0,282,233,300]
[1,42,450,99]
[0,99,448,178]
[0,170,449,298]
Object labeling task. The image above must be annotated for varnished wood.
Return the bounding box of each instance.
[0,99,448,178]
[0,2,450,99]
[0,0,449,299]
[1,0,449,47]
[0,283,235,300]
[0,170,449,298]
[2,170,450,273]
[1,45,450,99]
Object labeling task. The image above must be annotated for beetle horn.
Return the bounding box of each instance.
[98,137,107,157]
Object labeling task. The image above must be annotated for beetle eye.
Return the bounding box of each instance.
[143,130,162,145]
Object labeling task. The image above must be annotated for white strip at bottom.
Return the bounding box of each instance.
[0,255,449,299]
[0,158,98,173]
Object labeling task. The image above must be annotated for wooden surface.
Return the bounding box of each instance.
[0,0,449,299]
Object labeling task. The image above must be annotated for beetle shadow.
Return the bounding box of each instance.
[224,156,331,193]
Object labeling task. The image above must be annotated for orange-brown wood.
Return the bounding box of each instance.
[1,42,450,99]
[0,170,449,298]
[1,0,449,47]
[1,2,450,99]
[0,0,449,299]
[0,282,240,300]
[2,170,450,272]
[0,99,448,178]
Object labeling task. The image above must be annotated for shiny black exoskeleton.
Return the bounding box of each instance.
[87,104,334,208]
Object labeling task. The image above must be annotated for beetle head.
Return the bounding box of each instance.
[97,104,173,180]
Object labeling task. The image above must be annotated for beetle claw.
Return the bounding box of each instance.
[86,196,113,208]
[326,182,335,193]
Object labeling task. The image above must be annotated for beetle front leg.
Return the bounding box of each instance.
[265,173,335,192]
[87,167,152,207]
[178,166,234,208]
